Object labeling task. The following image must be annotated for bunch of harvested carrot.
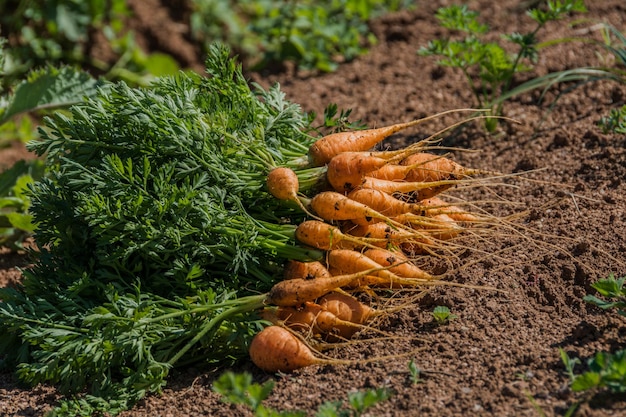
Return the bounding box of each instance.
[249,113,508,373]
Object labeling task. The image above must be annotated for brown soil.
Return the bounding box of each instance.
[1,1,626,416]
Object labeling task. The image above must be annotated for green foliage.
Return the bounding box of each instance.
[432,305,457,325]
[0,43,336,415]
[408,359,422,384]
[583,274,626,316]
[0,159,45,249]
[560,274,626,405]
[213,371,392,417]
[598,105,626,134]
[190,0,412,72]
[2,0,409,83]
[561,348,626,394]
[418,1,587,131]
[0,65,106,125]
[0,1,126,86]
[0,41,107,250]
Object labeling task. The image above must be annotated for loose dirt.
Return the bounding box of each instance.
[1,1,625,416]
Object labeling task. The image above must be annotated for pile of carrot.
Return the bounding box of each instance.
[250,115,501,373]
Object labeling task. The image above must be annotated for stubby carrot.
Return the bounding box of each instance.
[266,167,321,219]
[249,325,349,372]
[261,301,364,339]
[317,292,377,325]
[326,152,388,192]
[283,260,331,281]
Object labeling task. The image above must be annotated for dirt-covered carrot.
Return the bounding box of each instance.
[249,325,350,372]
[363,248,432,279]
[295,220,389,250]
[309,191,408,227]
[283,260,331,281]
[401,153,486,182]
[308,109,482,166]
[325,152,388,192]
[347,188,416,218]
[343,221,434,248]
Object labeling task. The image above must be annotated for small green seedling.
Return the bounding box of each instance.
[432,305,457,325]
[558,274,626,409]
[408,359,422,385]
[598,105,626,134]
[583,273,626,316]
[213,371,393,417]
[418,0,587,131]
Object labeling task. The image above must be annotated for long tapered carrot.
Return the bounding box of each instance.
[361,176,464,201]
[395,212,464,241]
[362,248,433,279]
[347,188,416,218]
[267,268,394,306]
[420,196,481,223]
[400,153,487,183]
[295,220,389,250]
[325,249,437,281]
[308,109,484,166]
[309,191,405,226]
[343,221,435,248]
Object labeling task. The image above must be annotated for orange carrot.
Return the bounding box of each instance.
[261,301,364,339]
[309,121,425,167]
[295,220,389,250]
[363,248,432,279]
[309,191,401,226]
[343,221,434,248]
[395,212,463,241]
[266,167,321,219]
[325,249,431,281]
[361,176,463,201]
[347,188,416,218]
[317,292,377,325]
[326,152,388,192]
[400,153,482,183]
[283,260,331,281]
[308,109,482,166]
[249,325,348,372]
[267,269,386,306]
[419,197,480,223]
